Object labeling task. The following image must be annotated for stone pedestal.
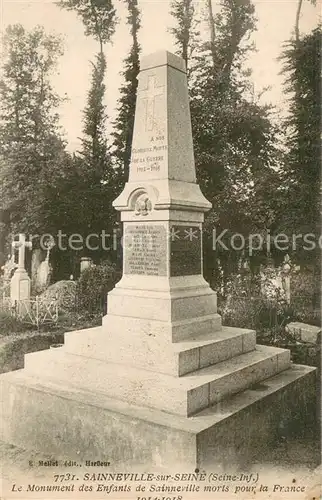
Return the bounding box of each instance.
[0,363,316,470]
[10,268,31,302]
[0,51,317,471]
[10,233,32,313]
[10,268,31,315]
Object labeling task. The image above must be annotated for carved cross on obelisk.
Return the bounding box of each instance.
[140,75,164,131]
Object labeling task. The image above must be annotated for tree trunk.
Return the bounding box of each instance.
[295,0,303,42]
[206,0,217,70]
[182,0,193,69]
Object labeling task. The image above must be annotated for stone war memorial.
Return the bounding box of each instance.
[0,51,317,471]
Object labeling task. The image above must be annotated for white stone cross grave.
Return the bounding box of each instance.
[12,233,32,270]
[10,233,32,303]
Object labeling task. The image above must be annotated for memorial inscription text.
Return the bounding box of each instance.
[131,133,167,175]
[124,224,167,276]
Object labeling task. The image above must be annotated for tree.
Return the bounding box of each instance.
[170,0,284,291]
[59,0,117,175]
[0,24,68,236]
[278,26,321,263]
[59,0,119,265]
[81,52,109,181]
[112,0,141,184]
[169,0,198,69]
[295,0,316,42]
[58,0,117,52]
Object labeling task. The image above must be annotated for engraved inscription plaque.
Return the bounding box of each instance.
[124,224,167,276]
[170,225,201,276]
[19,279,30,300]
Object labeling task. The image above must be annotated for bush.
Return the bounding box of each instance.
[40,280,77,312]
[56,310,102,329]
[0,331,65,373]
[289,295,321,326]
[220,295,293,335]
[75,262,120,315]
[0,311,32,336]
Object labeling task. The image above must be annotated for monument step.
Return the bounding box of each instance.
[106,280,218,325]
[0,363,316,470]
[64,325,256,376]
[101,311,222,342]
[24,344,290,417]
[64,326,102,340]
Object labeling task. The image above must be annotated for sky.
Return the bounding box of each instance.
[0,0,319,152]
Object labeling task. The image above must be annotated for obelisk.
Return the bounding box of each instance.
[102,50,222,375]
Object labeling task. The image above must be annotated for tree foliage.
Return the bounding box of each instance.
[59,0,117,177]
[58,0,119,266]
[169,0,198,69]
[171,0,284,286]
[0,24,68,236]
[59,0,117,190]
[81,52,108,177]
[59,0,117,51]
[278,26,321,260]
[112,0,141,184]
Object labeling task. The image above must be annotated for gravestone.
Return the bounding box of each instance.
[0,51,317,471]
[282,254,291,304]
[34,241,53,293]
[10,234,32,303]
[31,248,42,291]
[80,256,93,273]
[286,322,321,344]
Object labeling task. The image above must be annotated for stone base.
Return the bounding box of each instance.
[10,268,31,303]
[64,324,245,376]
[22,343,290,417]
[0,364,316,471]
